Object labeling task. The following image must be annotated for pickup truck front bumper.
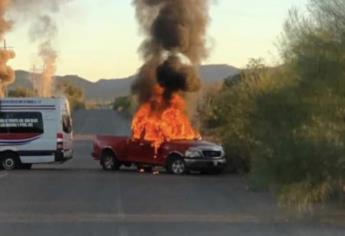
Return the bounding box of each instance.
[184,157,227,170]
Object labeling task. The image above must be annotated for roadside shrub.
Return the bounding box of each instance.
[113,96,131,112]
[57,81,86,111]
[202,58,345,210]
[251,75,345,210]
[8,87,37,97]
[200,0,345,210]
[200,59,286,173]
[113,95,137,118]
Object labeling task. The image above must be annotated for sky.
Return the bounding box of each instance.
[7,0,308,82]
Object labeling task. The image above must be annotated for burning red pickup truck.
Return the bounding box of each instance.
[92,136,226,175]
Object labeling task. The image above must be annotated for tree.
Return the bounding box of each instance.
[8,87,37,97]
[57,81,86,111]
[200,0,345,210]
[253,0,345,210]
[200,58,283,173]
[113,96,131,112]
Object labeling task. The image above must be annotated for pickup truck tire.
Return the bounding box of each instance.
[101,150,121,171]
[166,155,187,175]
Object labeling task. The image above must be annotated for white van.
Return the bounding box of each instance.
[0,97,73,170]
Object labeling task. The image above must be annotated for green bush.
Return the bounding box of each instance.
[113,95,137,118]
[8,87,37,97]
[200,0,345,210]
[251,74,345,211]
[113,96,131,112]
[200,59,286,173]
[57,81,86,111]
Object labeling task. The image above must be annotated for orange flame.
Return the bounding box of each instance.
[131,85,200,154]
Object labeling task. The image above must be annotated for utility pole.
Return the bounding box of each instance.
[3,39,13,50]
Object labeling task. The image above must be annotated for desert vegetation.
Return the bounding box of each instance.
[200,0,345,211]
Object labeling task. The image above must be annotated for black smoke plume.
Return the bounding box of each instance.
[132,0,211,104]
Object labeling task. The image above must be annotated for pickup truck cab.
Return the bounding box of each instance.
[92,136,226,174]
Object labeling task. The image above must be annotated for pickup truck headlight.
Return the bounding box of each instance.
[185,148,203,158]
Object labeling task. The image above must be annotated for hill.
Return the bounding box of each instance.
[10,64,239,102]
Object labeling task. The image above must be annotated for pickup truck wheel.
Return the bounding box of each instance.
[167,155,186,175]
[101,151,121,171]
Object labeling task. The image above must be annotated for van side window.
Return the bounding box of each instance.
[0,112,44,134]
[62,115,72,134]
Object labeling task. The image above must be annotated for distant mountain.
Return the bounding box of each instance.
[10,64,239,102]
[199,64,239,84]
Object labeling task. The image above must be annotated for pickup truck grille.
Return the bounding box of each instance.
[202,150,222,158]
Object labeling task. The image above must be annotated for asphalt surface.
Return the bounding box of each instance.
[0,109,344,236]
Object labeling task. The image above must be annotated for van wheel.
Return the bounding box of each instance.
[101,151,121,171]
[1,153,19,170]
[166,155,186,175]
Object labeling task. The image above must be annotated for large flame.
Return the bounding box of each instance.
[131,85,200,154]
[131,0,211,155]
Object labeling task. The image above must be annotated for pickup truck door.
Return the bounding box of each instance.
[127,139,155,164]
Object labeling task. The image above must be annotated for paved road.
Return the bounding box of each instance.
[0,110,344,235]
[73,109,131,136]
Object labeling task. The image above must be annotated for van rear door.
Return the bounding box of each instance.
[60,99,73,156]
